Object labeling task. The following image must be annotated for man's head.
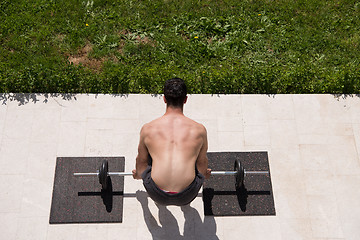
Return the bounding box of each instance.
[163,78,187,108]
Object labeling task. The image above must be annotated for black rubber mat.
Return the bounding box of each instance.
[49,157,125,224]
[203,152,275,216]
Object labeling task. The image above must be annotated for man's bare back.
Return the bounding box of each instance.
[133,78,210,205]
[141,112,208,192]
[133,106,210,192]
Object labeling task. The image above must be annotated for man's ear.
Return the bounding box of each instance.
[184,96,188,104]
[163,96,167,103]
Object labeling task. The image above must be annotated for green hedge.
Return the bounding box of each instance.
[1,0,359,94]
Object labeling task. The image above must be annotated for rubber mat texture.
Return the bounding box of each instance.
[203,152,275,216]
[49,157,125,224]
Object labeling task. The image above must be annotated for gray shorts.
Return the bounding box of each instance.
[141,166,204,206]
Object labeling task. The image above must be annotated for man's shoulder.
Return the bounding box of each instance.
[141,115,206,133]
[140,117,162,132]
[197,122,207,135]
[140,122,152,134]
[144,117,163,128]
[185,117,207,133]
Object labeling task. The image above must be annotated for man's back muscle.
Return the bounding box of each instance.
[142,114,205,192]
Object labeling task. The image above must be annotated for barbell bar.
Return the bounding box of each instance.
[73,171,268,176]
[210,171,269,175]
[73,172,133,176]
[73,160,269,190]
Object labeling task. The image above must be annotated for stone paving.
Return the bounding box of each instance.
[0,93,360,240]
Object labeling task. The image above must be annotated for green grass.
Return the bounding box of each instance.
[1,0,359,94]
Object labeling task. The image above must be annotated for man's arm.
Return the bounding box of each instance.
[196,126,211,179]
[133,125,150,179]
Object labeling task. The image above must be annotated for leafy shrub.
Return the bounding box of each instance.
[0,0,359,94]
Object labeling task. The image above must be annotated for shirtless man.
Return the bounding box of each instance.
[132,78,211,206]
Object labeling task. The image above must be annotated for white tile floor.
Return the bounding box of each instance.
[0,93,360,240]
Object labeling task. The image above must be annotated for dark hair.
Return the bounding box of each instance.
[164,78,187,107]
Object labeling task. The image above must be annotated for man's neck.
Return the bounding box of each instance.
[164,105,184,116]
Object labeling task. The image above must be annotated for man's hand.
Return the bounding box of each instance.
[132,169,142,179]
[205,168,211,179]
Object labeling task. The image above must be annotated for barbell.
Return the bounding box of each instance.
[73,160,269,190]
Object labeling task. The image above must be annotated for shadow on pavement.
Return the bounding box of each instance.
[136,190,219,240]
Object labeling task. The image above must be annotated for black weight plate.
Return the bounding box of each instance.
[98,160,108,189]
[234,159,244,188]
